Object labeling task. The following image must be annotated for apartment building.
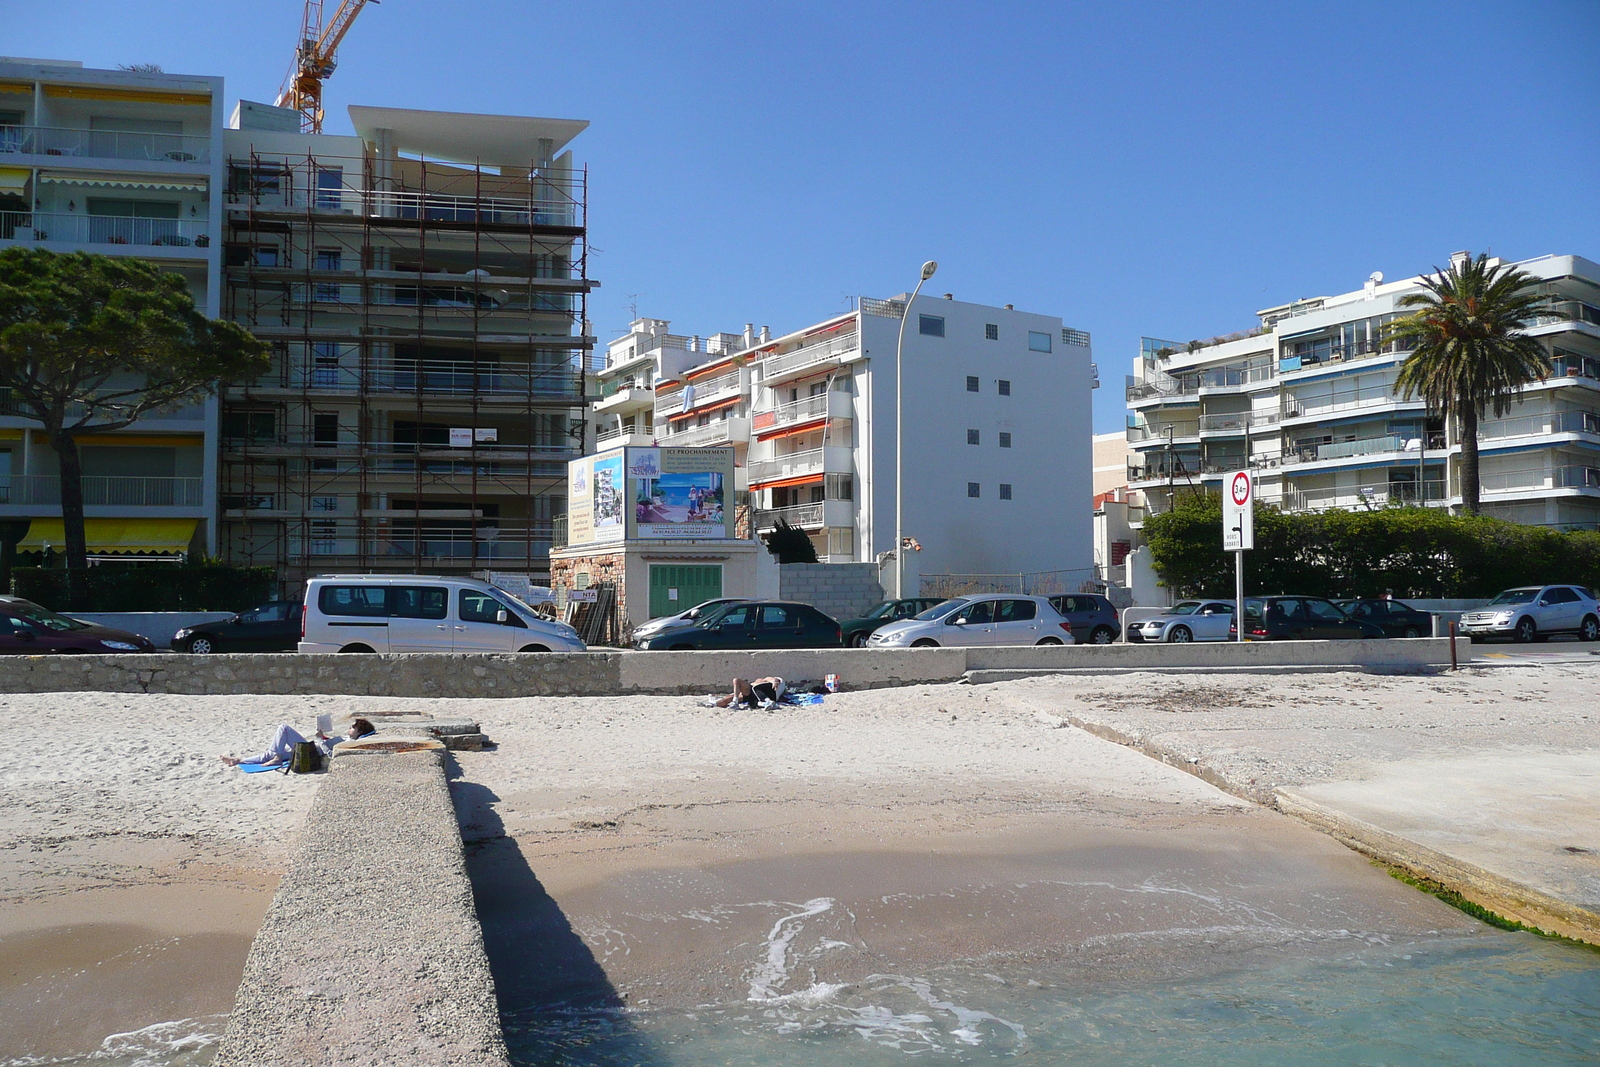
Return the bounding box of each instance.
[643,295,1096,586]
[217,101,595,588]
[592,317,755,457]
[0,57,224,560]
[1126,253,1600,529]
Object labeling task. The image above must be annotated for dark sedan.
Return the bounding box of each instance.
[1230,596,1388,640]
[1336,598,1435,639]
[840,598,944,647]
[174,601,301,653]
[0,597,155,654]
[637,600,842,650]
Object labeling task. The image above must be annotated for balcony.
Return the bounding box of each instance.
[0,475,204,508]
[655,370,744,419]
[1197,364,1274,393]
[1128,420,1199,444]
[1480,465,1600,495]
[746,446,852,486]
[751,391,851,436]
[753,500,852,531]
[1281,387,1421,422]
[1127,458,1201,485]
[594,426,655,450]
[663,416,750,449]
[1279,338,1402,374]
[243,359,584,401]
[1479,409,1600,442]
[0,124,211,163]
[3,212,210,250]
[1280,434,1406,466]
[1279,480,1447,512]
[231,184,579,230]
[757,331,861,385]
[1126,376,1200,404]
[593,379,654,414]
[1199,411,1278,435]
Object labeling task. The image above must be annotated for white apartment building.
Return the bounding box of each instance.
[1126,253,1600,529]
[0,57,224,559]
[636,294,1096,586]
[592,318,758,460]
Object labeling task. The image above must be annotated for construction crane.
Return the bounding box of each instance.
[275,0,377,134]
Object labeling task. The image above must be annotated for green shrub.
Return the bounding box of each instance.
[1143,492,1600,599]
[11,565,276,613]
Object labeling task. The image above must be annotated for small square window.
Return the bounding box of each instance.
[1028,330,1053,353]
[998,379,1011,396]
[999,483,1013,500]
[967,429,980,445]
[967,482,981,498]
[985,323,999,340]
[999,432,1012,448]
[919,314,946,337]
[965,375,980,392]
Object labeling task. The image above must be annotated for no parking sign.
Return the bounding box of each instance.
[1224,470,1254,551]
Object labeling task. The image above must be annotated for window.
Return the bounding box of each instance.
[313,343,340,386]
[996,599,1035,621]
[1028,330,1052,353]
[965,376,980,393]
[389,586,448,620]
[919,314,945,337]
[968,482,980,498]
[999,432,1012,448]
[985,323,999,340]
[967,429,980,445]
[825,473,853,500]
[312,412,339,445]
[957,601,994,624]
[320,586,386,616]
[221,410,276,442]
[241,604,290,624]
[997,379,1011,396]
[315,167,343,209]
[759,605,795,628]
[460,590,514,624]
[999,483,1013,500]
[311,496,339,512]
[251,246,279,268]
[315,248,341,302]
[1304,599,1345,622]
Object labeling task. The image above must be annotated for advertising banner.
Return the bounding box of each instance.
[591,450,625,542]
[629,446,735,539]
[565,456,594,547]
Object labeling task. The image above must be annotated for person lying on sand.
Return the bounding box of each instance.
[221,717,377,767]
[715,677,786,709]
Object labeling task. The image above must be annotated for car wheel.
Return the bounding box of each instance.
[517,644,551,653]
[1514,617,1536,643]
[850,632,870,648]
[1090,626,1115,645]
[1035,637,1064,645]
[1169,625,1193,643]
[187,636,216,654]
[339,644,375,653]
[1581,615,1600,642]
[1401,626,1421,639]
[911,639,939,648]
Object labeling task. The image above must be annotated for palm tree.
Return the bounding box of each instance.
[1387,253,1555,514]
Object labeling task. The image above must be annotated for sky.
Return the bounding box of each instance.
[12,0,1600,432]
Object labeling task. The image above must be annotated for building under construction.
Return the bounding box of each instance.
[218,103,595,591]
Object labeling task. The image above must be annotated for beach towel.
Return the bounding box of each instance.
[239,762,280,774]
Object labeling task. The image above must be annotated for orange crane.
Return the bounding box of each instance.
[275,0,377,134]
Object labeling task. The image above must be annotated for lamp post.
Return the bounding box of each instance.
[894,260,938,599]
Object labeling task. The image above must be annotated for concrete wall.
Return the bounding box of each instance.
[778,561,885,621]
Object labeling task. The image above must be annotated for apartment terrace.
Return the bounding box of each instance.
[662,416,750,449]
[0,475,203,508]
[746,446,851,488]
[1278,480,1447,512]
[1198,410,1279,435]
[752,391,851,439]
[757,326,860,386]
[751,499,852,532]
[654,369,744,420]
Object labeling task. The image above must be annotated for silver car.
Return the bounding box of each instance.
[1459,585,1600,644]
[868,595,1075,647]
[1133,599,1236,643]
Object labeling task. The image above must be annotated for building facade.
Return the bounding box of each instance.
[0,57,224,560]
[1127,253,1600,530]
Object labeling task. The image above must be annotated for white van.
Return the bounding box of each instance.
[299,574,586,654]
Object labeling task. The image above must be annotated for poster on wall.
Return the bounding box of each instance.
[565,456,594,546]
[591,451,625,541]
[629,446,735,539]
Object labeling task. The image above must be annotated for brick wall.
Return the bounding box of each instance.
[778,562,885,622]
[549,550,628,622]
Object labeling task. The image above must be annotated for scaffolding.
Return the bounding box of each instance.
[219,147,595,593]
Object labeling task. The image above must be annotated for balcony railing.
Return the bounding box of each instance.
[2,211,210,248]
[1128,458,1201,483]
[1479,410,1600,441]
[1480,465,1600,494]
[1282,384,1417,420]
[664,416,749,448]
[751,391,850,433]
[754,502,826,529]
[758,331,860,381]
[1126,376,1200,402]
[655,370,743,418]
[1280,338,1403,373]
[747,446,851,485]
[0,124,211,163]
[595,425,654,448]
[1198,364,1274,391]
[0,475,204,507]
[599,376,651,398]
[245,359,584,399]
[237,184,579,228]
[1279,480,1447,512]
[1128,421,1199,442]
[1198,411,1278,434]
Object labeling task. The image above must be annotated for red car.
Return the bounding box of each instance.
[0,596,155,654]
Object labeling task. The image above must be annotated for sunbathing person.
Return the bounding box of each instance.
[221,717,377,767]
[714,676,786,709]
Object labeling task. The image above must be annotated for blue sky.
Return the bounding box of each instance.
[14,1,1600,431]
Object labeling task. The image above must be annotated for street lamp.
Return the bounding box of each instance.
[894,259,938,599]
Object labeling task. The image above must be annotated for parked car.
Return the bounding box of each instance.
[631,598,749,643]
[1459,585,1600,644]
[840,598,945,647]
[868,595,1074,647]
[1335,598,1435,639]
[636,600,841,650]
[1229,596,1387,641]
[175,601,301,653]
[299,575,586,653]
[1047,594,1121,644]
[0,596,155,654]
[1132,599,1235,643]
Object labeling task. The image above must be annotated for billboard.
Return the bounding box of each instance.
[591,451,625,542]
[565,446,734,546]
[566,456,594,546]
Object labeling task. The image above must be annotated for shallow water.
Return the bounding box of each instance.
[0,1015,226,1067]
[503,931,1600,1066]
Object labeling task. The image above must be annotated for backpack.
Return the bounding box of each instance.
[288,740,322,775]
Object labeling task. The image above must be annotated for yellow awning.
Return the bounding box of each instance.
[18,518,197,555]
[0,168,29,192]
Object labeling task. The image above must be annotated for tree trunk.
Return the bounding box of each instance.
[51,429,90,571]
[1459,406,1480,515]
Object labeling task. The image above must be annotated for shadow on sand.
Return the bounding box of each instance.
[448,759,666,1066]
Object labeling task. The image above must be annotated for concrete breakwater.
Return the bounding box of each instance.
[0,638,1469,697]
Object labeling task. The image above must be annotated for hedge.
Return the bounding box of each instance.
[1143,493,1600,600]
[11,565,277,613]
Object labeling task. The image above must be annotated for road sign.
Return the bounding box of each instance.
[1224,469,1254,551]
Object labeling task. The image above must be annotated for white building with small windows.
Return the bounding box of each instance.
[637,294,1096,590]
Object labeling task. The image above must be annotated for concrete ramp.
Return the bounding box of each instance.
[215,737,510,1067]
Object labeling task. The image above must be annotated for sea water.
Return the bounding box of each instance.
[502,926,1600,1067]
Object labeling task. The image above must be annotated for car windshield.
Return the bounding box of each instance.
[1167,601,1204,615]
[864,601,899,619]
[914,598,970,621]
[1488,588,1541,605]
[684,599,731,620]
[9,601,88,631]
[696,601,746,627]
[1242,599,1265,620]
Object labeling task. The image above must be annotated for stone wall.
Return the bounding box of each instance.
[778,562,885,621]
[548,549,628,621]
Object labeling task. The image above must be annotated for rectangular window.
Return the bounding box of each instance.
[967,429,980,445]
[389,586,448,620]
[312,343,340,386]
[998,379,1011,396]
[965,375,980,392]
[999,432,1012,448]
[221,410,276,442]
[320,586,389,616]
[985,323,999,340]
[311,495,339,512]
[919,314,945,337]
[315,167,343,209]
[312,412,339,445]
[315,248,341,302]
[825,473,853,500]
[967,482,980,498]
[999,483,1013,500]
[1028,330,1052,353]
[310,523,338,555]
[251,246,279,268]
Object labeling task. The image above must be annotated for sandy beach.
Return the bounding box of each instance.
[4,667,1597,1061]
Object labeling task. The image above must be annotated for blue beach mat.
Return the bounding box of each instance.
[239,762,281,773]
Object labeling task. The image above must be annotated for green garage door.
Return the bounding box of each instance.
[649,564,723,619]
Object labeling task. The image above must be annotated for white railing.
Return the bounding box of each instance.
[654,370,743,417]
[747,447,826,484]
[1279,480,1446,512]
[4,211,210,248]
[0,475,204,507]
[595,425,651,448]
[754,502,825,528]
[1479,410,1600,441]
[1283,383,1415,419]
[758,331,860,380]
[1128,421,1199,442]
[753,391,849,431]
[0,124,211,163]
[666,417,747,447]
[1480,465,1600,493]
[1318,434,1405,462]
[258,186,578,228]
[1198,411,1278,434]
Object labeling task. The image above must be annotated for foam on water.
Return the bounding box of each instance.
[2,1015,227,1067]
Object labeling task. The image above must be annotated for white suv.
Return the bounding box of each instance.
[1459,585,1600,644]
[300,575,586,653]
